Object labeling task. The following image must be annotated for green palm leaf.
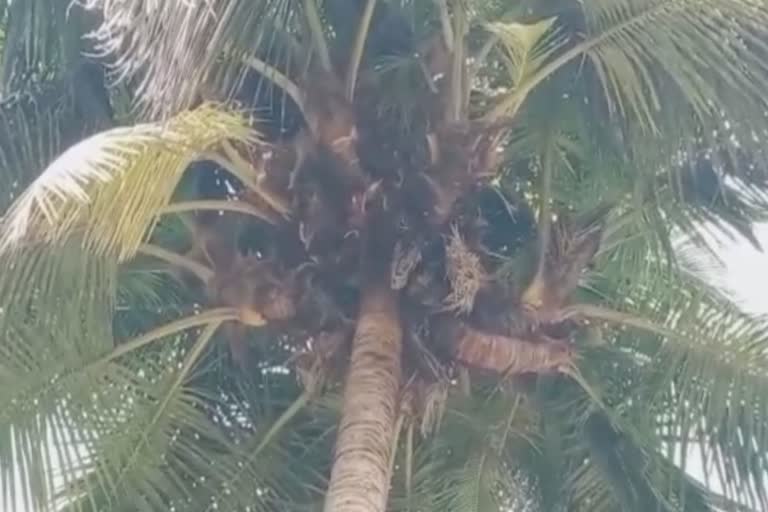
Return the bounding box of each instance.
[0,0,89,87]
[0,252,115,512]
[492,0,768,134]
[0,300,243,512]
[2,2,768,511]
[578,266,768,509]
[0,80,85,212]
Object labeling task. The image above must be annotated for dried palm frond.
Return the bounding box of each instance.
[210,254,295,326]
[419,379,449,437]
[390,239,422,290]
[522,206,607,316]
[409,320,449,381]
[293,330,347,395]
[85,0,299,118]
[425,122,509,225]
[444,224,487,314]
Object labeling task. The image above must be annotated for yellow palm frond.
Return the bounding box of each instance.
[485,17,568,118]
[0,104,253,261]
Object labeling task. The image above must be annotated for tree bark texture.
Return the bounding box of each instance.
[437,319,572,375]
[323,283,403,512]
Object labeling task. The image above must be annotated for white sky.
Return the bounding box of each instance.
[713,224,768,315]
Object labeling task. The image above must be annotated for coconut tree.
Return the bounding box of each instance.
[3,1,768,511]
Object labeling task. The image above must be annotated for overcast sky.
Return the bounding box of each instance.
[714,224,768,315]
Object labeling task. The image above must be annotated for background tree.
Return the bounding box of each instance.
[2,1,768,511]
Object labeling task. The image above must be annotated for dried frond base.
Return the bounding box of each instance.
[453,323,572,376]
[293,330,348,393]
[238,307,266,327]
[418,379,449,437]
[390,239,423,290]
[444,225,486,314]
[210,255,299,327]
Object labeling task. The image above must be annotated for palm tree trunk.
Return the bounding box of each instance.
[323,282,403,512]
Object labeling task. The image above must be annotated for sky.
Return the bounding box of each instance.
[712,224,768,315]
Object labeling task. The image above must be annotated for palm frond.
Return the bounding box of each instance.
[58,361,329,512]
[0,104,252,261]
[114,263,189,337]
[509,78,768,263]
[0,240,117,337]
[492,0,768,137]
[0,79,86,213]
[389,392,538,512]
[521,345,727,512]
[0,252,115,512]
[0,299,245,512]
[302,0,332,72]
[657,312,768,511]
[582,412,672,512]
[197,391,317,512]
[0,0,93,88]
[485,17,568,119]
[344,0,378,100]
[580,0,768,132]
[576,267,768,510]
[85,0,299,118]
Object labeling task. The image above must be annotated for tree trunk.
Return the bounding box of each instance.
[323,283,403,512]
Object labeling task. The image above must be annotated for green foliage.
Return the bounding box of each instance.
[1,1,768,512]
[0,0,93,88]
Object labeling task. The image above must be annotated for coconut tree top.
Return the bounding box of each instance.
[2,1,768,511]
